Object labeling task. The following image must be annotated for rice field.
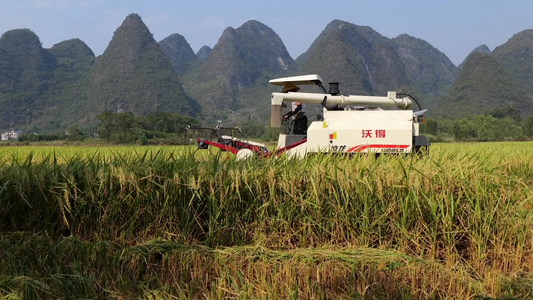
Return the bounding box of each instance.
[0,142,532,299]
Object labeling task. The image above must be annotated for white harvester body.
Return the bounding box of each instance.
[270,74,429,157]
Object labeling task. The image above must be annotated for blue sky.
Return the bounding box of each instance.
[0,0,531,66]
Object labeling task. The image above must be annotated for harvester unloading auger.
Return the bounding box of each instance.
[191,74,429,159]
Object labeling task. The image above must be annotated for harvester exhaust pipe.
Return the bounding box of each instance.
[327,82,341,110]
[328,82,340,95]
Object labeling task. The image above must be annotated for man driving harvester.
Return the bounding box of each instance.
[281,83,307,135]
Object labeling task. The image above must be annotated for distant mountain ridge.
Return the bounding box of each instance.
[392,34,457,103]
[158,33,198,76]
[0,14,531,132]
[181,20,294,123]
[296,20,410,96]
[434,52,531,118]
[202,20,293,90]
[294,20,459,111]
[0,29,56,127]
[41,38,95,129]
[196,46,211,63]
[493,30,533,95]
[86,14,200,119]
[0,14,201,131]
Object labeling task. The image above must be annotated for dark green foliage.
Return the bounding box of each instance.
[96,111,199,144]
[420,115,529,141]
[521,115,533,138]
[18,133,60,142]
[96,111,139,143]
[65,125,86,141]
[17,125,87,142]
[139,111,198,133]
[451,116,524,141]
[487,105,522,120]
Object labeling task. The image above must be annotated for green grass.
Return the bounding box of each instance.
[0,142,532,298]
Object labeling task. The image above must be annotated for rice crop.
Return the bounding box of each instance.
[1,142,532,299]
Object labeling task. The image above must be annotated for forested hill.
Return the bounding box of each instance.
[0,29,57,128]
[84,14,200,120]
[179,20,295,124]
[433,52,531,119]
[0,14,200,132]
[0,14,531,133]
[492,30,533,95]
[295,20,411,97]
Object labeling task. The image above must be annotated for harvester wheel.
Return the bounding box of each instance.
[414,146,429,157]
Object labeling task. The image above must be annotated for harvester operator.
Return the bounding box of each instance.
[281,83,307,135]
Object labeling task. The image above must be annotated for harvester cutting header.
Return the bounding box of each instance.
[191,74,429,159]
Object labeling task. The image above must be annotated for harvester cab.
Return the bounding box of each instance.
[269,74,430,157]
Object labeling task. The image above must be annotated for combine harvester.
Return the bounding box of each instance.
[192,74,429,159]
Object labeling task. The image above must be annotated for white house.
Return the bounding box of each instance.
[1,130,20,141]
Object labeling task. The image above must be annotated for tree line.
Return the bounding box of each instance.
[421,107,533,142]
[18,111,200,144]
[15,107,533,144]
[95,111,201,144]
